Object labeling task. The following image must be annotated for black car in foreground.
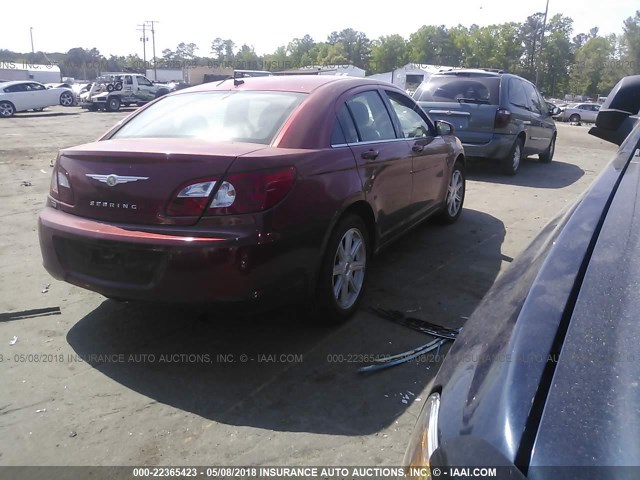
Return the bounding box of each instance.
[404,75,640,480]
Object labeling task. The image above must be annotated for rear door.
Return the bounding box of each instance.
[584,104,600,122]
[507,77,533,136]
[522,81,548,153]
[384,89,448,215]
[340,89,414,241]
[28,82,55,108]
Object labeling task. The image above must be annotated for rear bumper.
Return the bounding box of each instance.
[462,134,515,159]
[38,207,313,304]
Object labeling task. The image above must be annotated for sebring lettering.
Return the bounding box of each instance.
[89,201,137,210]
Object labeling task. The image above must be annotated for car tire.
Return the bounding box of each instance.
[155,89,169,98]
[114,82,123,91]
[106,97,121,112]
[316,214,370,323]
[569,113,580,123]
[59,91,74,107]
[501,137,523,176]
[539,134,556,163]
[0,101,16,118]
[106,84,114,92]
[435,160,466,224]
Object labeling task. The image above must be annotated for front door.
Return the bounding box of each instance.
[341,90,414,241]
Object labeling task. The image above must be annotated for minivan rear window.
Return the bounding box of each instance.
[415,75,500,105]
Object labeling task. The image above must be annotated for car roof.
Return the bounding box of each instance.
[435,69,503,77]
[181,75,396,94]
[0,80,41,87]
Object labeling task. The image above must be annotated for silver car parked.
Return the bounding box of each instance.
[558,102,600,123]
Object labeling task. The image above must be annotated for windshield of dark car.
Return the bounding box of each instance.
[415,75,501,105]
[112,91,306,144]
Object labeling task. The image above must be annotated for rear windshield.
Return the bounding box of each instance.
[112,91,306,144]
[415,75,500,105]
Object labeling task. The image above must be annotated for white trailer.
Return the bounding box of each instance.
[0,63,61,83]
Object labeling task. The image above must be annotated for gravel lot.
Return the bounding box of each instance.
[0,106,617,466]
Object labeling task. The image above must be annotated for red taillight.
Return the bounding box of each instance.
[208,166,296,215]
[166,167,296,218]
[50,164,74,204]
[494,107,512,129]
[167,177,219,216]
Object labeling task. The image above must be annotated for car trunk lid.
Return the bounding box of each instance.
[57,138,266,225]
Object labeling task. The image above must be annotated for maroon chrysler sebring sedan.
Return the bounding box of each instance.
[38,75,465,321]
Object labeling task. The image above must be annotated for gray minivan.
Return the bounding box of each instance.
[413,70,559,175]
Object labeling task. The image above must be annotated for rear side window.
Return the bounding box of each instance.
[332,104,358,145]
[509,78,529,109]
[522,82,542,114]
[346,91,396,142]
[112,91,306,145]
[415,75,500,105]
[4,84,27,93]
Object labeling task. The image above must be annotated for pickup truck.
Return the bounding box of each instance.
[79,74,172,112]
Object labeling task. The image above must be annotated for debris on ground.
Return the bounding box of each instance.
[20,181,32,187]
[0,307,61,322]
[359,338,449,373]
[69,431,77,438]
[360,307,463,374]
[40,169,47,174]
[49,159,54,167]
[367,306,461,339]
[42,284,51,294]
[36,409,46,413]
[9,336,18,345]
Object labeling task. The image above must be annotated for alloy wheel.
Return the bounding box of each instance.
[0,102,15,117]
[332,228,366,310]
[446,170,464,217]
[60,92,73,106]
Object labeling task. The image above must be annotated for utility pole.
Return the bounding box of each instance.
[145,20,159,81]
[137,23,149,73]
[535,0,550,86]
[29,27,35,60]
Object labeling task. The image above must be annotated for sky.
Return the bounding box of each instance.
[1,0,637,58]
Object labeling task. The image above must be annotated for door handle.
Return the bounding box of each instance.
[361,149,379,160]
[412,145,425,153]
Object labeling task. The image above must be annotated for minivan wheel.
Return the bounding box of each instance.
[569,114,580,123]
[436,160,465,224]
[539,135,556,163]
[501,137,523,176]
[316,215,369,323]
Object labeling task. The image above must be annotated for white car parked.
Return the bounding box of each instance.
[0,81,75,117]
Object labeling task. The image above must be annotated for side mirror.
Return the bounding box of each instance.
[551,107,561,116]
[435,120,455,136]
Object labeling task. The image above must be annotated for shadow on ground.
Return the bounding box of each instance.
[67,209,505,436]
[12,111,80,119]
[467,157,584,189]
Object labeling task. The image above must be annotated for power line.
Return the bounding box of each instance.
[136,23,149,70]
[145,20,159,81]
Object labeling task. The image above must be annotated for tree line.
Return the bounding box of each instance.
[1,10,638,97]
